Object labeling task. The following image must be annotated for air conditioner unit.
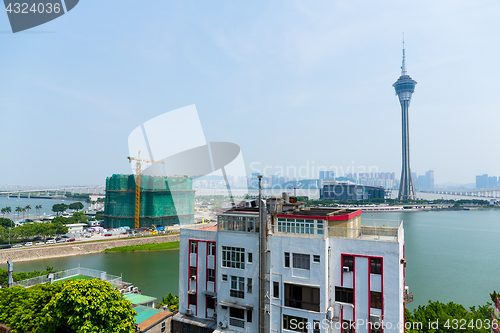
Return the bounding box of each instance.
[218,321,228,328]
[191,275,197,280]
[370,315,381,323]
[343,266,350,272]
[186,309,193,316]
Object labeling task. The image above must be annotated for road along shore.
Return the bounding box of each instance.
[0,234,180,264]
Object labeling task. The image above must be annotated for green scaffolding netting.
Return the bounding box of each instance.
[103,174,195,228]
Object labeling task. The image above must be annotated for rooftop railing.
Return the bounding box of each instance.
[11,267,122,288]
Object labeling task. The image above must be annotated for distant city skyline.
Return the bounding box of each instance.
[2,1,500,186]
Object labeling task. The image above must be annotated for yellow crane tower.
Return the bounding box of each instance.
[127,151,166,229]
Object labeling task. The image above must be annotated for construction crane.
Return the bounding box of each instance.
[127,151,166,229]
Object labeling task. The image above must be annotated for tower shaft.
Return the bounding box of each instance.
[398,98,416,200]
[393,42,417,200]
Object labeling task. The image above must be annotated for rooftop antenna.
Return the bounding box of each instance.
[401,33,407,76]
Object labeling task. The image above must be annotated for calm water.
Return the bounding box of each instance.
[0,197,89,220]
[369,209,500,310]
[1,209,499,309]
[0,250,180,301]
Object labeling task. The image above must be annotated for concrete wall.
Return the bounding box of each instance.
[0,234,179,264]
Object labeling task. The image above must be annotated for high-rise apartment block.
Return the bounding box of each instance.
[476,174,498,189]
[173,195,407,333]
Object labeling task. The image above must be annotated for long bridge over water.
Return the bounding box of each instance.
[0,185,105,198]
[419,187,500,199]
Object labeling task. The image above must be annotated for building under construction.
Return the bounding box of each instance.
[103,174,195,229]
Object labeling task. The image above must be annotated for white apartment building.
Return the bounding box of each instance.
[173,197,407,333]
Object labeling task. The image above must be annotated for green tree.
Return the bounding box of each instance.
[15,206,23,219]
[43,279,137,333]
[69,202,84,212]
[52,203,69,215]
[35,204,42,217]
[69,211,89,224]
[25,204,32,218]
[0,218,13,228]
[161,293,179,311]
[0,283,64,332]
[4,206,11,217]
[405,300,492,333]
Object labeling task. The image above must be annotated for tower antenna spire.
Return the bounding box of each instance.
[401,33,407,76]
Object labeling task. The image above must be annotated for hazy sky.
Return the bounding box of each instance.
[1,0,499,186]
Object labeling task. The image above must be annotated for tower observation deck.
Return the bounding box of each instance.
[393,42,417,200]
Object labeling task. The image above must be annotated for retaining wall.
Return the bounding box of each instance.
[0,234,180,264]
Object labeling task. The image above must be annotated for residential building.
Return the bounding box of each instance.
[174,195,406,333]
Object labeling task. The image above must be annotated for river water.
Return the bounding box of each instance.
[1,208,499,310]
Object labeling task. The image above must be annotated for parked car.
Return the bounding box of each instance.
[104,233,112,237]
[67,238,76,242]
[35,241,45,246]
[56,239,66,244]
[84,233,92,238]
[12,244,23,248]
[24,242,33,247]
[46,239,56,245]
[0,244,12,250]
[61,235,70,239]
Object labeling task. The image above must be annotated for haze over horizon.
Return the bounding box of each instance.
[1,0,499,186]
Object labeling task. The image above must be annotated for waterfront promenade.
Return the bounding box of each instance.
[0,233,179,263]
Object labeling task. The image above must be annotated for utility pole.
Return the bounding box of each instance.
[258,175,268,333]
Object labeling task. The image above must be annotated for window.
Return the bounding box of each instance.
[313,320,321,333]
[335,286,353,304]
[284,283,320,312]
[343,255,354,271]
[161,321,166,333]
[230,276,245,298]
[208,242,216,256]
[229,307,245,328]
[293,253,310,270]
[283,314,307,332]
[343,320,354,333]
[284,252,290,268]
[273,282,279,298]
[248,252,253,263]
[370,291,382,309]
[313,255,320,263]
[222,274,227,281]
[190,266,197,278]
[247,309,252,322]
[370,258,382,275]
[189,293,197,306]
[222,246,245,269]
[277,219,315,235]
[316,220,324,235]
[208,269,215,282]
[370,323,383,333]
[190,241,197,254]
[206,296,215,309]
[247,218,254,232]
[247,278,252,293]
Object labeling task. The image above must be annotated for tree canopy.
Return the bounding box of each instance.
[0,279,137,333]
[405,300,493,333]
[69,202,84,211]
[52,204,69,215]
